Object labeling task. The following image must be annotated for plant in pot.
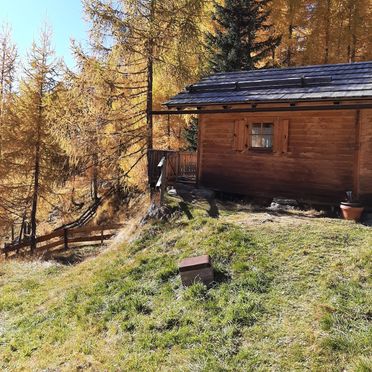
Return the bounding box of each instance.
[340,191,364,222]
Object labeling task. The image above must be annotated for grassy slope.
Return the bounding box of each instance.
[0,200,371,371]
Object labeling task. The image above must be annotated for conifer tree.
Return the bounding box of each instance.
[13,29,61,252]
[0,25,17,159]
[83,0,207,183]
[182,118,198,152]
[207,0,281,72]
[0,25,17,233]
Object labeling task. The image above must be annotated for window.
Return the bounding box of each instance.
[250,123,273,150]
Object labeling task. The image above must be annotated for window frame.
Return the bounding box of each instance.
[232,117,288,155]
[249,122,274,152]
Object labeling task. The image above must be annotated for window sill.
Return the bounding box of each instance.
[248,148,273,153]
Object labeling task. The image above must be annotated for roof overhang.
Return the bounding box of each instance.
[152,99,372,115]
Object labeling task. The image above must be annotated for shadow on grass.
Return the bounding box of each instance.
[212,266,231,285]
[207,198,219,218]
[179,202,193,220]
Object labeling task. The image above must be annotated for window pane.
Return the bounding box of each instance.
[262,123,273,135]
[251,135,261,147]
[251,124,261,135]
[262,135,273,148]
[250,122,273,149]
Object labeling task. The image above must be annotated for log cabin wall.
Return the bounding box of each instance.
[359,109,372,203]
[198,108,371,203]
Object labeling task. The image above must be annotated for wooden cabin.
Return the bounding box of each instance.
[153,62,372,205]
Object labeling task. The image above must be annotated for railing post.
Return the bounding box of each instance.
[160,157,167,205]
[177,152,181,178]
[64,228,69,251]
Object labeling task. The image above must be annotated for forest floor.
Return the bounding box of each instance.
[0,193,371,371]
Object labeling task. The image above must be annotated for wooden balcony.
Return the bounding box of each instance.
[148,150,198,187]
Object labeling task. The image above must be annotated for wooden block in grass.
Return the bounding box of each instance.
[179,255,214,286]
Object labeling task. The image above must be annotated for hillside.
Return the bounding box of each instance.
[0,197,371,371]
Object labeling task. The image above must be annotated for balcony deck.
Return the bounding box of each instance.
[148,150,198,187]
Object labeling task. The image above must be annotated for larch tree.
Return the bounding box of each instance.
[341,0,371,62]
[270,0,308,66]
[271,0,371,66]
[296,0,335,65]
[0,25,18,234]
[51,53,129,203]
[0,25,17,158]
[13,29,62,252]
[82,0,207,182]
[206,0,281,72]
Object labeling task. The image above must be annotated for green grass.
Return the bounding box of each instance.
[0,200,371,371]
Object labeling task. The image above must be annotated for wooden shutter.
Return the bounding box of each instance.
[281,119,289,153]
[273,118,281,153]
[233,120,246,151]
[274,119,289,153]
[245,122,251,150]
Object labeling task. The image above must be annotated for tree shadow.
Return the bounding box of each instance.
[207,198,219,218]
[179,201,194,220]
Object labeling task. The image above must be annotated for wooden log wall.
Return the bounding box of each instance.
[359,109,372,203]
[198,108,371,203]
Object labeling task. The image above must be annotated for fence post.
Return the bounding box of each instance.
[4,244,8,259]
[64,228,69,251]
[160,157,168,205]
[101,229,104,247]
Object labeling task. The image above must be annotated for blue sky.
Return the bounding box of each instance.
[0,0,89,68]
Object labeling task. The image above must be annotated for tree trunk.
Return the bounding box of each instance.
[351,32,357,62]
[287,23,293,66]
[347,2,354,62]
[116,140,123,191]
[146,55,153,152]
[324,0,331,64]
[146,0,155,183]
[92,152,99,201]
[0,44,6,159]
[30,123,41,253]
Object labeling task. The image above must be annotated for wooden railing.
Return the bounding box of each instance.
[148,150,198,186]
[2,224,124,259]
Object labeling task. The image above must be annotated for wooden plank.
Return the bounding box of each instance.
[3,240,30,253]
[38,239,65,252]
[232,120,246,151]
[353,110,361,198]
[197,116,204,185]
[64,229,69,251]
[232,120,239,150]
[70,224,124,235]
[282,119,289,153]
[245,122,251,150]
[68,234,114,244]
[36,229,64,244]
[273,117,282,153]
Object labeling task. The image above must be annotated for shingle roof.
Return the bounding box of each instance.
[165,62,372,107]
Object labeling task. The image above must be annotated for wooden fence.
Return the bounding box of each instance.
[2,224,124,259]
[148,150,198,186]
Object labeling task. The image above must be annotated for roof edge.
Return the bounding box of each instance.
[164,96,372,108]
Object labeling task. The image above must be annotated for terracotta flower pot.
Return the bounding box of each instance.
[340,202,364,222]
